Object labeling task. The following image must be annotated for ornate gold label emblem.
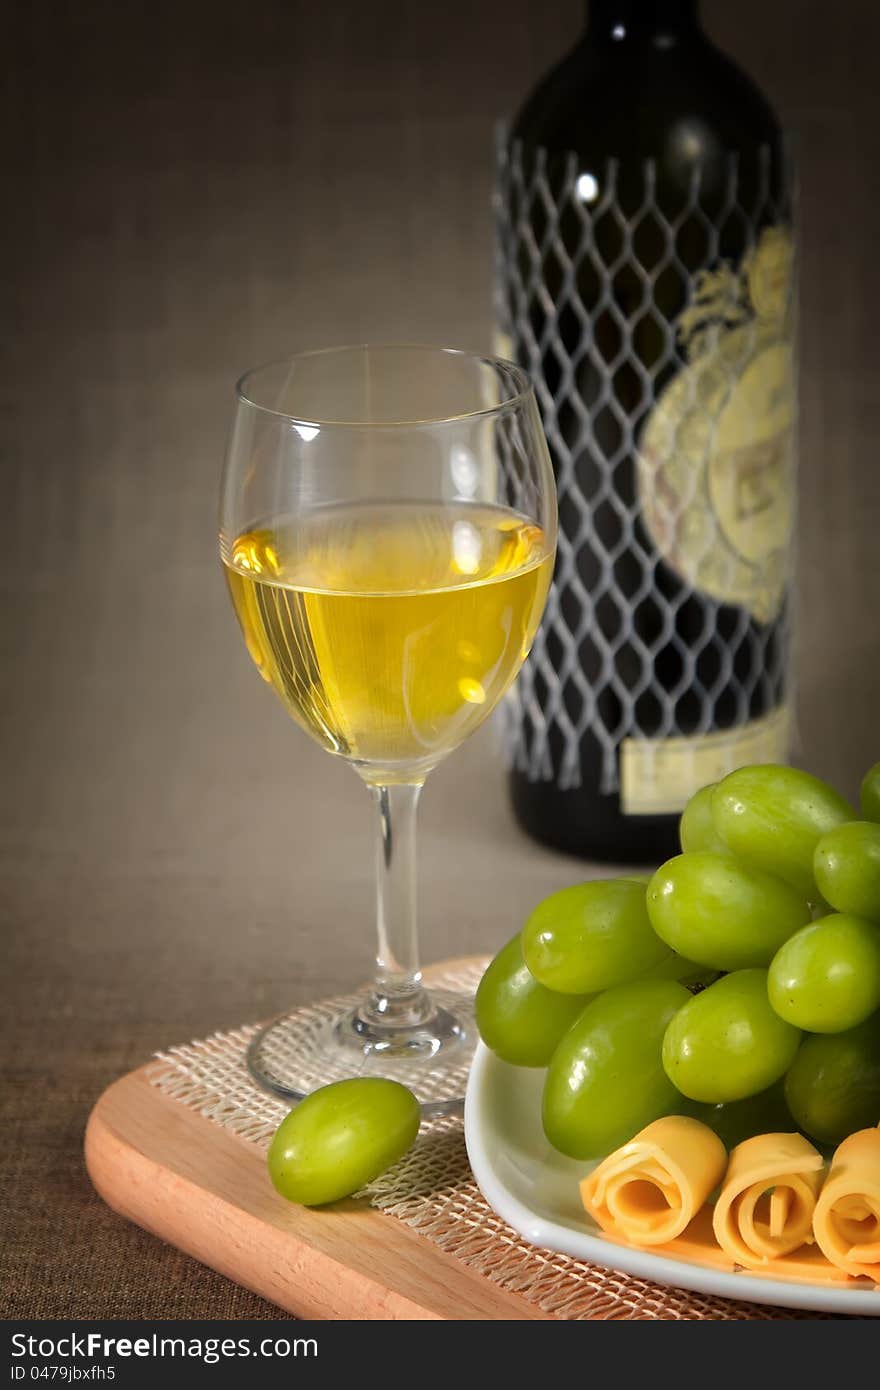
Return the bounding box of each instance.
[638,227,795,623]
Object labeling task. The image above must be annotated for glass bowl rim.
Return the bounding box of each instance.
[235,343,534,430]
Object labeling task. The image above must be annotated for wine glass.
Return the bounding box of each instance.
[220,345,556,1113]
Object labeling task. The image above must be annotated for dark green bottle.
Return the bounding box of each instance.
[498,0,795,862]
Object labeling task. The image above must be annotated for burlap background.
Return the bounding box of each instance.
[4,0,879,1319]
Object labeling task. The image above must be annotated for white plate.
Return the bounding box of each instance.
[464,1042,880,1316]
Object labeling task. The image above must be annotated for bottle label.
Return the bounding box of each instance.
[493,329,515,362]
[620,705,790,815]
[638,227,795,623]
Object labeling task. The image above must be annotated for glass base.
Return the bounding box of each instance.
[246,984,475,1117]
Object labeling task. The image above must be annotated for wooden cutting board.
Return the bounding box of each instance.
[85,1035,549,1321]
[85,960,822,1323]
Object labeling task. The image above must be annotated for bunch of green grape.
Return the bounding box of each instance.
[475,761,880,1159]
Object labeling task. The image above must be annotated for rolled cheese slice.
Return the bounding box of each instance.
[812,1128,880,1280]
[712,1132,824,1269]
[580,1116,727,1247]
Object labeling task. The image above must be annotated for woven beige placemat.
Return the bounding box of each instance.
[148,961,816,1321]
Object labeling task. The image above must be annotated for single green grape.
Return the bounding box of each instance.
[522,878,670,995]
[814,821,880,922]
[784,1012,880,1146]
[679,783,728,855]
[711,764,855,900]
[475,934,592,1067]
[860,761,880,822]
[662,969,801,1103]
[267,1078,419,1206]
[689,1080,793,1150]
[542,977,689,1159]
[646,851,810,970]
[768,913,880,1033]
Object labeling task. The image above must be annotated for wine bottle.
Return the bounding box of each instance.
[496,0,795,862]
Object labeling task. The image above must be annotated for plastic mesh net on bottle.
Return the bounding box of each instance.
[494,132,795,799]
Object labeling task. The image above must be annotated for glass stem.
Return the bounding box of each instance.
[360,782,434,1031]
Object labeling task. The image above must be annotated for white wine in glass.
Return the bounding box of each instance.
[220,346,556,1112]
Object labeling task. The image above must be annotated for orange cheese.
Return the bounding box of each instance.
[812,1128,880,1280]
[712,1132,824,1270]
[599,1199,856,1283]
[599,1205,736,1270]
[742,1241,856,1286]
[580,1116,727,1247]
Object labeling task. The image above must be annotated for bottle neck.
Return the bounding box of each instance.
[585,0,700,44]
